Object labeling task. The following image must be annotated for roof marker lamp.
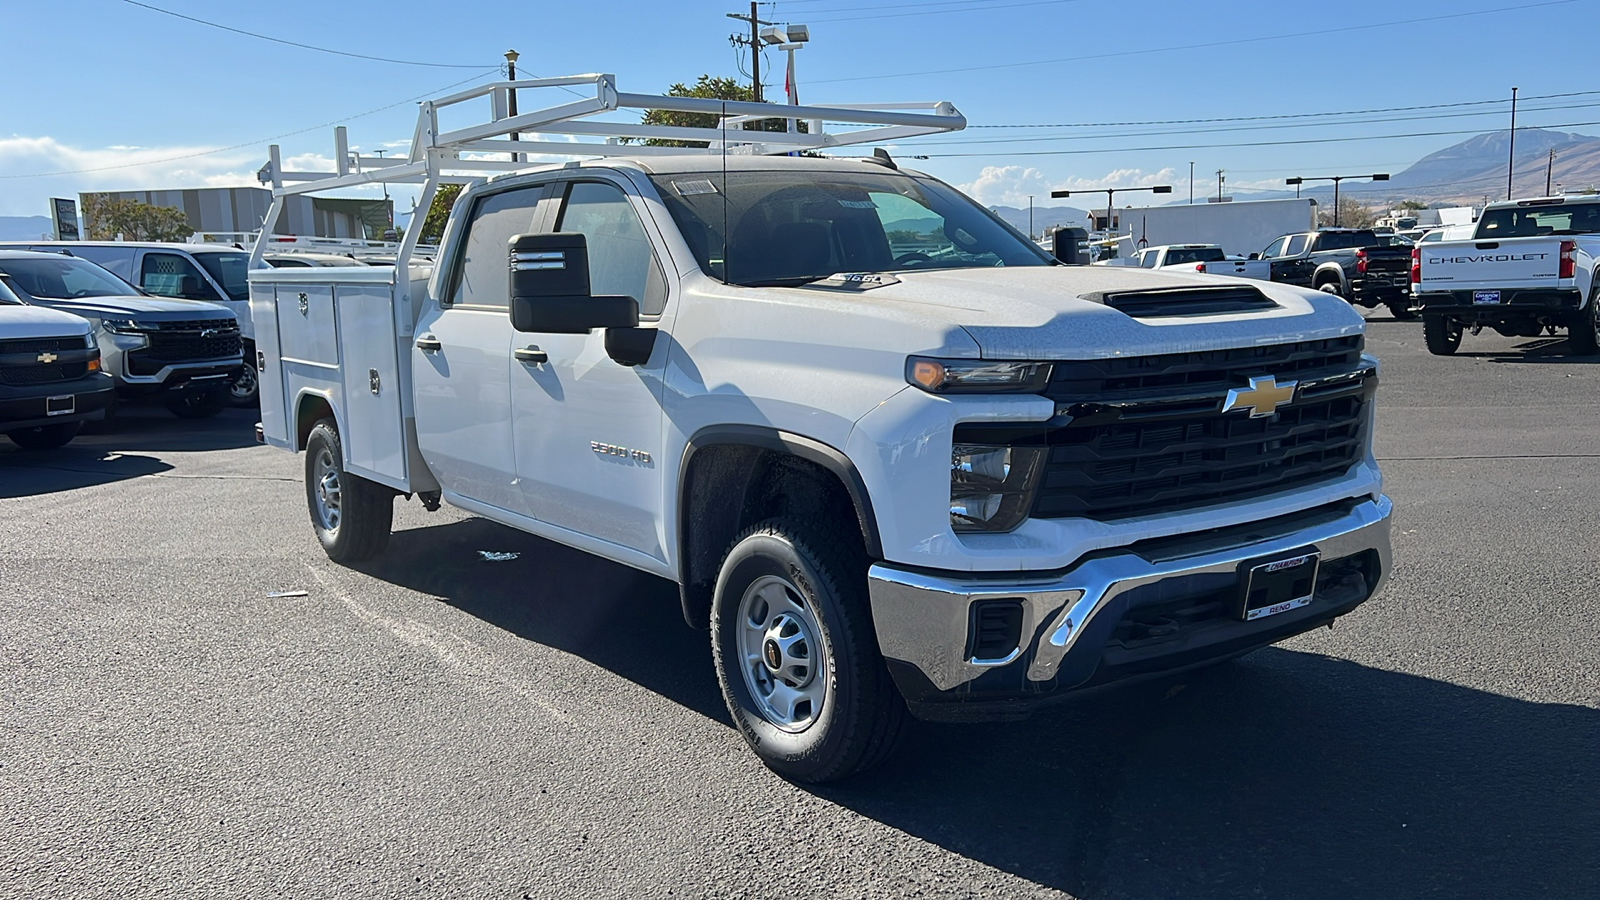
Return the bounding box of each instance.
[908,357,1051,393]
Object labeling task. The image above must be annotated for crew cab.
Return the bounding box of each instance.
[1119,244,1270,280]
[252,78,1392,783]
[1258,229,1415,319]
[0,251,244,420]
[0,276,115,449]
[1412,196,1600,356]
[0,241,259,407]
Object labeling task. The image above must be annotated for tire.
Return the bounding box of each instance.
[166,388,228,419]
[1423,313,1462,355]
[1387,299,1419,321]
[304,418,393,562]
[229,342,259,408]
[1566,290,1600,356]
[711,518,907,783]
[1317,281,1346,301]
[6,422,82,450]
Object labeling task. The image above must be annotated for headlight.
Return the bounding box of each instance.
[951,443,1046,532]
[99,316,143,335]
[908,357,1051,393]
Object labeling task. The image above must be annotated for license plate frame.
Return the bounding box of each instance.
[1238,549,1320,622]
[45,395,74,417]
[1473,290,1502,305]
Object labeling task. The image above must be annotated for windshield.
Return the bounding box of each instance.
[192,251,250,301]
[1476,201,1600,239]
[0,256,139,299]
[1164,247,1227,266]
[0,276,24,305]
[649,169,1050,286]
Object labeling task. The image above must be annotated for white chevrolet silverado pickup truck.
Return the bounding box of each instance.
[1413,195,1600,355]
[251,76,1393,782]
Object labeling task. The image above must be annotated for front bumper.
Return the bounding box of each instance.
[0,373,116,430]
[1415,288,1582,321]
[113,359,242,399]
[868,495,1392,722]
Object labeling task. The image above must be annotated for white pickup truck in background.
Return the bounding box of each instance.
[1094,244,1271,280]
[1413,196,1600,355]
[250,75,1393,783]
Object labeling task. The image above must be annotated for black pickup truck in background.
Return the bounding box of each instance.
[1256,229,1416,319]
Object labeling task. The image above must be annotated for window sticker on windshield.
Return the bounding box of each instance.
[808,272,901,291]
[673,179,718,196]
[838,199,877,209]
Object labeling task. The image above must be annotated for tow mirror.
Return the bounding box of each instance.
[1051,227,1088,265]
[508,233,639,334]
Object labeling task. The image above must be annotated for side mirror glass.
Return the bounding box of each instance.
[508,233,639,334]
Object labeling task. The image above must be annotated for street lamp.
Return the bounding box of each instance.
[1051,185,1172,236]
[760,23,810,129]
[1285,173,1389,227]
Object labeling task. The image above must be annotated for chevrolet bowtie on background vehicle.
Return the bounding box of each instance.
[250,75,1392,783]
[1412,195,1600,356]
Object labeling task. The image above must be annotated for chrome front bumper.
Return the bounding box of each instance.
[868,495,1392,701]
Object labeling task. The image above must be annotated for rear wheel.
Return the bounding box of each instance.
[1423,314,1462,355]
[1566,290,1600,356]
[711,517,907,783]
[1317,281,1345,301]
[166,388,228,419]
[305,418,393,562]
[5,422,82,450]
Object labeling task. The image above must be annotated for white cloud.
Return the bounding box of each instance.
[0,136,266,215]
[958,165,1185,208]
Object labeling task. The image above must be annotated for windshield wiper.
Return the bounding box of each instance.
[734,275,834,288]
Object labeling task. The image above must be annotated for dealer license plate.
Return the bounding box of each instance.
[45,395,74,416]
[1473,290,1502,305]
[1239,551,1320,621]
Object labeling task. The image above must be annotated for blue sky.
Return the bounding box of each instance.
[2,0,1596,219]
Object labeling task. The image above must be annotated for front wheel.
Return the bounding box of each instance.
[6,422,82,450]
[229,342,259,407]
[1566,290,1600,356]
[166,388,228,419]
[305,418,392,562]
[1317,282,1348,302]
[711,518,907,783]
[1423,314,1462,355]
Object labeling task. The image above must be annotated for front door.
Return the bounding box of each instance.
[411,183,550,516]
[509,176,672,563]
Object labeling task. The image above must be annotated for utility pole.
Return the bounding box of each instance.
[1507,86,1518,201]
[1547,148,1556,196]
[1189,161,1194,204]
[505,50,520,163]
[1216,169,1225,203]
[727,3,770,101]
[1028,195,1034,240]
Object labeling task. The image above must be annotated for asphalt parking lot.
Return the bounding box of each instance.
[3,316,1597,899]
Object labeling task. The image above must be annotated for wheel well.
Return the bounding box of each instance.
[295,394,334,451]
[678,442,873,629]
[1314,269,1343,287]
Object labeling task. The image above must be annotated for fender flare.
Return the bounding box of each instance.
[1313,262,1348,291]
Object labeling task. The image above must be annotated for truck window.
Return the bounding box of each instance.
[1284,234,1309,256]
[1310,231,1375,251]
[1259,237,1287,260]
[191,251,250,302]
[1476,202,1600,238]
[68,246,138,280]
[447,185,544,308]
[1164,247,1226,266]
[1138,251,1160,268]
[554,181,666,316]
[141,252,220,301]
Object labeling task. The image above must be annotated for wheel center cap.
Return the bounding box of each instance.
[762,639,782,672]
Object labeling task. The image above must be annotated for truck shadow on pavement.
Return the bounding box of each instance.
[353,514,1598,899]
[73,407,262,453]
[813,651,1599,899]
[351,515,728,722]
[0,447,173,497]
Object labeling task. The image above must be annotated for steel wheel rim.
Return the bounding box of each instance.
[231,365,257,400]
[737,574,826,733]
[312,447,342,532]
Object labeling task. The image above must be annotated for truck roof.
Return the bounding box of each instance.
[3,240,245,252]
[1480,195,1599,211]
[486,153,922,184]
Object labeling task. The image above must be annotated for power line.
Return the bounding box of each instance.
[809,0,1588,84]
[0,69,500,180]
[116,0,487,68]
[803,0,1087,24]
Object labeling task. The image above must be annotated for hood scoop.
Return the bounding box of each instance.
[1083,286,1281,319]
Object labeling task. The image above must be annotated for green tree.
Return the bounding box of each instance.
[1396,199,1430,211]
[1318,196,1377,229]
[417,184,464,245]
[80,195,193,241]
[635,75,804,148]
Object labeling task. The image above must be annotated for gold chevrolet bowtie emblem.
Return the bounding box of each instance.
[37,352,58,364]
[1222,375,1297,418]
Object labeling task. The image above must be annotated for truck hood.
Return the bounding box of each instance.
[26,294,236,322]
[799,266,1363,359]
[0,304,94,340]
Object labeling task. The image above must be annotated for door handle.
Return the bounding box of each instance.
[416,336,442,353]
[514,346,548,365]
